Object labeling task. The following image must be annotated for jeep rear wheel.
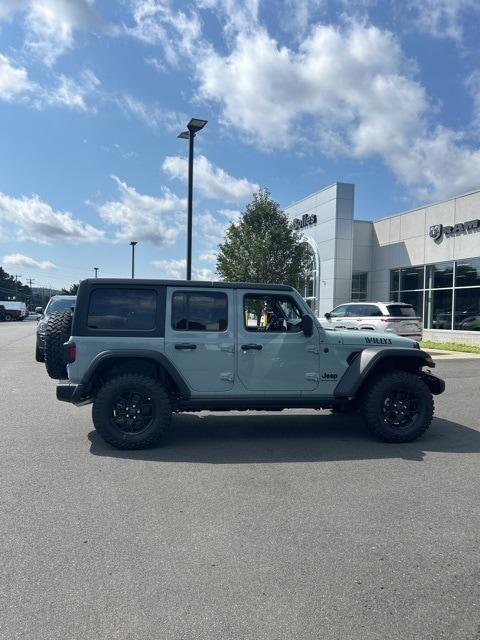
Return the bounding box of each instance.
[92,374,172,449]
[361,371,434,442]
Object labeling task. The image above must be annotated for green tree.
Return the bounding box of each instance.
[216,189,311,286]
[61,283,79,295]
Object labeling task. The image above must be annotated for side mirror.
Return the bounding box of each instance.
[35,307,44,314]
[324,312,331,319]
[302,314,314,337]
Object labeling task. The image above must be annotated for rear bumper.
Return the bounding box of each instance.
[420,372,445,395]
[56,383,91,406]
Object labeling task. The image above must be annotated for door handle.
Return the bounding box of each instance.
[241,343,263,351]
[174,343,197,350]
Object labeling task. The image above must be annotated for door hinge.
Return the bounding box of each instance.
[305,372,319,382]
[220,372,234,382]
[306,345,319,354]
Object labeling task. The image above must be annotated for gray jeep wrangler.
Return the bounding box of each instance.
[44,279,445,450]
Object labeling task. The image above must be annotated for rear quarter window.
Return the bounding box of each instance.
[88,288,156,330]
[387,304,416,318]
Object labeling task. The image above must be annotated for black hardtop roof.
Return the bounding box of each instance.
[82,278,294,292]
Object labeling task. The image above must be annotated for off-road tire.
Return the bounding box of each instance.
[92,374,172,450]
[361,371,434,442]
[4,314,12,321]
[35,344,45,363]
[45,310,72,380]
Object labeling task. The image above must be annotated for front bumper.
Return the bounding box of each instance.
[420,371,445,395]
[56,383,91,406]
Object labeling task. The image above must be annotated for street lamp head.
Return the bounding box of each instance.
[177,131,190,139]
[130,241,138,247]
[187,118,208,133]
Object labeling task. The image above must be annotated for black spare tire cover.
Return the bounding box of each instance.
[45,310,72,380]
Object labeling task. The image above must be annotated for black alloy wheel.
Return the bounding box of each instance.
[381,390,418,429]
[112,391,154,434]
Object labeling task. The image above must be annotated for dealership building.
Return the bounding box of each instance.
[285,182,480,344]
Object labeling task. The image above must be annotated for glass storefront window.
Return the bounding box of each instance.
[398,291,424,319]
[425,289,453,329]
[351,272,367,301]
[400,266,424,290]
[390,270,400,293]
[454,288,480,330]
[455,258,480,288]
[426,262,453,289]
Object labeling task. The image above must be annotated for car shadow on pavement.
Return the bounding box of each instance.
[88,412,480,463]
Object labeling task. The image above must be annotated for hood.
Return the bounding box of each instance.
[325,327,417,348]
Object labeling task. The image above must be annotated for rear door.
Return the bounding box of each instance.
[164,287,235,393]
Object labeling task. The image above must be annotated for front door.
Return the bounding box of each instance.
[165,287,235,393]
[237,290,320,393]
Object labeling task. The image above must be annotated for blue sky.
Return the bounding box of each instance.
[1,0,480,290]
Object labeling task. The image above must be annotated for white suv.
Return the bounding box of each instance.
[320,302,423,341]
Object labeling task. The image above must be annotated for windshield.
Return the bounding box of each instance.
[387,304,416,317]
[45,298,75,314]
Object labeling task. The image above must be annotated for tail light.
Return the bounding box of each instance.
[64,342,76,363]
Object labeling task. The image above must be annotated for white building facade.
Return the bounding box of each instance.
[285,183,480,344]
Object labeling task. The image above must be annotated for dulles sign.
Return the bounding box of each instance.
[293,213,317,230]
[429,219,480,241]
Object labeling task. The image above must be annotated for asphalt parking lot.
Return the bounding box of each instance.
[1,321,479,640]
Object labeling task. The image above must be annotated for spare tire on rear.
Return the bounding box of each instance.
[45,310,73,380]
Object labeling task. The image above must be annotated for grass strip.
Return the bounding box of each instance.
[420,340,480,354]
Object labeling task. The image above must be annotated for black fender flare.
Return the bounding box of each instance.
[334,347,436,399]
[80,349,191,398]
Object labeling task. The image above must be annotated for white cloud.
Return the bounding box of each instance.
[150,258,214,281]
[406,0,480,41]
[218,208,241,222]
[123,0,201,67]
[0,53,33,101]
[39,69,101,111]
[0,191,105,243]
[163,155,259,202]
[196,21,480,200]
[97,175,186,246]
[199,251,217,263]
[0,56,100,111]
[0,0,100,66]
[116,94,185,131]
[2,253,57,270]
[196,0,259,36]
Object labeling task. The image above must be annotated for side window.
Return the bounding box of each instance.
[330,304,349,318]
[172,292,228,331]
[88,288,156,330]
[361,304,383,317]
[244,294,304,332]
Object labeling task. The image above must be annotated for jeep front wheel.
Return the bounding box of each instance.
[360,371,434,442]
[92,374,172,449]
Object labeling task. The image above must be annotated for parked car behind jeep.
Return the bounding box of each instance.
[320,302,423,341]
[35,295,76,362]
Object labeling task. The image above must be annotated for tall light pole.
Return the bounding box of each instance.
[130,241,137,279]
[178,118,208,280]
[94,267,99,278]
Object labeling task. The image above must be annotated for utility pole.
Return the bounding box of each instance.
[28,279,35,308]
[13,274,22,299]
